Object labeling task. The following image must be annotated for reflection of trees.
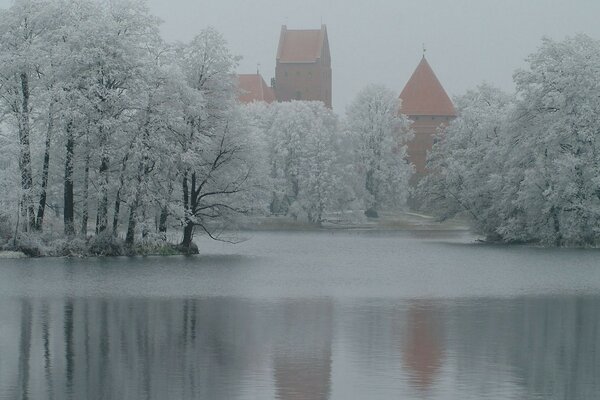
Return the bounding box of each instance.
[4,297,278,400]
[271,299,333,400]
[449,296,600,400]
[42,302,54,400]
[3,296,599,399]
[17,300,32,400]
[64,300,74,399]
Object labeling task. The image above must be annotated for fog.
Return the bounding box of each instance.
[1,0,596,110]
[142,0,600,111]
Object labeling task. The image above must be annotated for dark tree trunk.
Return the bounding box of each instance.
[95,155,110,234]
[36,103,54,231]
[551,206,562,247]
[158,205,169,236]
[125,198,138,246]
[182,222,194,250]
[158,171,175,239]
[63,122,75,236]
[111,190,121,237]
[112,153,131,237]
[18,73,35,232]
[81,150,90,236]
[181,171,196,250]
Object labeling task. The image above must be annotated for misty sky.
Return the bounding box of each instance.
[3,0,600,111]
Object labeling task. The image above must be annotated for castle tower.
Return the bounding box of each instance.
[275,25,332,108]
[400,56,456,179]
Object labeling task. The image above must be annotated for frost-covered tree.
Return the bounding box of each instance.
[268,101,342,223]
[502,35,600,245]
[418,84,514,237]
[291,102,341,223]
[174,28,251,251]
[420,35,600,246]
[345,84,414,215]
[0,0,62,232]
[242,101,346,223]
[0,1,258,254]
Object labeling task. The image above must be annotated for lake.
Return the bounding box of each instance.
[1,230,599,400]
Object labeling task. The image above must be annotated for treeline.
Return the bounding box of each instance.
[0,0,250,254]
[0,0,414,255]
[419,35,600,246]
[244,85,413,223]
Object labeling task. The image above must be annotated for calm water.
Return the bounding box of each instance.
[1,230,599,400]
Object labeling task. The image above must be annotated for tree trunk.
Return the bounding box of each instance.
[111,190,121,237]
[158,178,174,239]
[125,198,138,246]
[95,155,110,235]
[158,204,169,237]
[182,221,194,250]
[80,150,90,237]
[18,73,35,232]
[181,171,195,249]
[36,102,54,231]
[551,206,562,247]
[63,122,75,236]
[111,152,132,237]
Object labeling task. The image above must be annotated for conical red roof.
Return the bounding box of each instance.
[399,57,456,117]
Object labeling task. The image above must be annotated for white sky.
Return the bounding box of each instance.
[4,0,600,112]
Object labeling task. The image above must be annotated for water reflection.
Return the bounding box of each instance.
[1,296,599,400]
[273,300,333,400]
[401,302,445,392]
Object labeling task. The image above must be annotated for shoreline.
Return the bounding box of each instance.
[2,214,471,259]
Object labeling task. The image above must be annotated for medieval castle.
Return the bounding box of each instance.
[238,25,455,179]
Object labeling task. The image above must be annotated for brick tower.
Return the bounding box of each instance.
[237,73,276,104]
[275,25,332,108]
[400,56,456,180]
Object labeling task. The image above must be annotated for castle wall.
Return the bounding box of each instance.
[275,61,332,108]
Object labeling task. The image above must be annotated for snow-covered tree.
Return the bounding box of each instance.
[0,1,258,254]
[418,84,515,238]
[420,35,600,246]
[174,28,251,251]
[502,35,600,245]
[0,0,62,232]
[345,84,414,215]
[242,100,346,223]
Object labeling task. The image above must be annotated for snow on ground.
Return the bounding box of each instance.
[0,251,27,259]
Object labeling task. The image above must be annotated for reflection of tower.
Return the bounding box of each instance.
[401,302,445,391]
[273,299,333,400]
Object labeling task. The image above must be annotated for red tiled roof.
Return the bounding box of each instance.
[238,74,276,104]
[400,57,456,117]
[276,25,327,63]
